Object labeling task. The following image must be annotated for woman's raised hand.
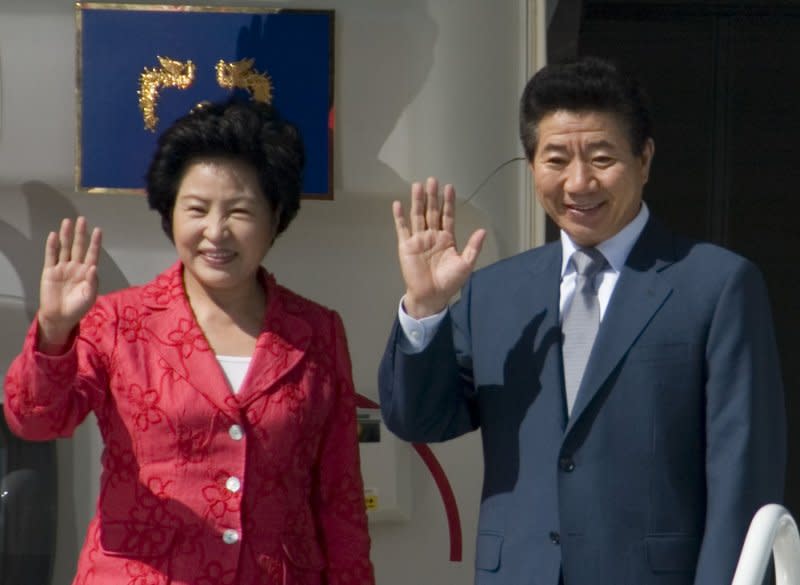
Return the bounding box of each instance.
[392,177,486,318]
[37,217,102,349]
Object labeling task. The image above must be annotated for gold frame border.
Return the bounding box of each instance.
[74,2,336,199]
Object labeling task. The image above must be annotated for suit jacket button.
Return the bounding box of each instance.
[559,457,575,472]
[549,531,560,545]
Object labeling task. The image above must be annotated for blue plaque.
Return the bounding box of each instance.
[76,3,334,197]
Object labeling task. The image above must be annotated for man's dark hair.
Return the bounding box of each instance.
[519,56,654,160]
[146,99,304,240]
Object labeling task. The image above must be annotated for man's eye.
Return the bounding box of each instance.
[593,156,614,167]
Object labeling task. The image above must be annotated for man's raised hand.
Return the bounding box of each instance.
[392,177,485,318]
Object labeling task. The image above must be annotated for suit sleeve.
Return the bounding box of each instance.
[378,278,479,443]
[314,312,375,585]
[694,260,786,584]
[3,304,113,441]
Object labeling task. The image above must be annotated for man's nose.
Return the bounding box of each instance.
[564,161,595,193]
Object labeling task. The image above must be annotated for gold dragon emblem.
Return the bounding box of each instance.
[138,56,196,132]
[138,56,273,132]
[216,58,273,104]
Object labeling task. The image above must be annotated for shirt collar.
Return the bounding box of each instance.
[560,202,650,277]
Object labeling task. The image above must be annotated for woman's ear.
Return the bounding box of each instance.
[271,204,283,244]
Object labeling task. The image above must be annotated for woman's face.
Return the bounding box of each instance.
[172,157,277,298]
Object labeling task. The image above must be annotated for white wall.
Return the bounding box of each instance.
[0,1,534,584]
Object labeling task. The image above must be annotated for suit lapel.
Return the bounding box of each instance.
[508,243,568,429]
[565,218,676,434]
[531,244,570,430]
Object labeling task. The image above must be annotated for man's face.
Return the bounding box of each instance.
[531,110,654,247]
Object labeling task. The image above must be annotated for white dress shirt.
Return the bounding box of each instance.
[398,203,651,353]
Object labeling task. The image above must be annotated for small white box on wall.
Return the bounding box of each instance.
[357,407,412,523]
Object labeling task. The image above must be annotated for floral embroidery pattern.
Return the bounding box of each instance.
[269,382,305,415]
[177,422,207,466]
[41,355,78,387]
[82,305,110,344]
[157,357,183,387]
[172,521,204,561]
[2,263,374,585]
[118,523,171,558]
[196,561,236,585]
[126,383,164,432]
[74,568,97,585]
[167,318,210,359]
[124,559,166,585]
[142,271,183,307]
[256,554,284,584]
[128,477,177,530]
[5,377,35,418]
[120,305,148,343]
[102,440,136,488]
[202,471,242,519]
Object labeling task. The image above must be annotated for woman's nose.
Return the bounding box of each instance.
[204,215,229,240]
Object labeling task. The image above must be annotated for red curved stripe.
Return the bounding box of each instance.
[410,442,463,561]
[356,394,462,562]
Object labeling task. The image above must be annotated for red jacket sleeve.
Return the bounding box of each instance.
[3,303,114,441]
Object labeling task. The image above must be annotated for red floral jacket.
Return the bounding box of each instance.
[3,262,374,585]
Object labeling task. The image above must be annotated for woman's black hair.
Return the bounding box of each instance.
[146,99,304,240]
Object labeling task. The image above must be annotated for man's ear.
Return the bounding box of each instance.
[528,160,546,205]
[640,138,655,184]
[527,161,536,177]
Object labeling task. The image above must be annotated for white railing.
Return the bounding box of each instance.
[733,504,800,585]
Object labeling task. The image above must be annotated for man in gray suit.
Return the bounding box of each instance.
[379,57,786,584]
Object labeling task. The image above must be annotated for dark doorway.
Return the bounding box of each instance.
[561,2,800,516]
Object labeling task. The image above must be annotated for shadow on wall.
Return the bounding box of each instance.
[0,181,129,583]
[333,0,437,195]
[0,180,130,347]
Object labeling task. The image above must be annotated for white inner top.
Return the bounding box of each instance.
[216,355,252,394]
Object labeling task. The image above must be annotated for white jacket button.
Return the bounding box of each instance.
[222,529,240,544]
[226,476,241,493]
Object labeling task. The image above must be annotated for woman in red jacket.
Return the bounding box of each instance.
[3,100,374,585]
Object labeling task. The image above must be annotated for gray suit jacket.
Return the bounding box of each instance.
[379,217,786,585]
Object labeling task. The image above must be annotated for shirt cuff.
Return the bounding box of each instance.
[397,296,448,353]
